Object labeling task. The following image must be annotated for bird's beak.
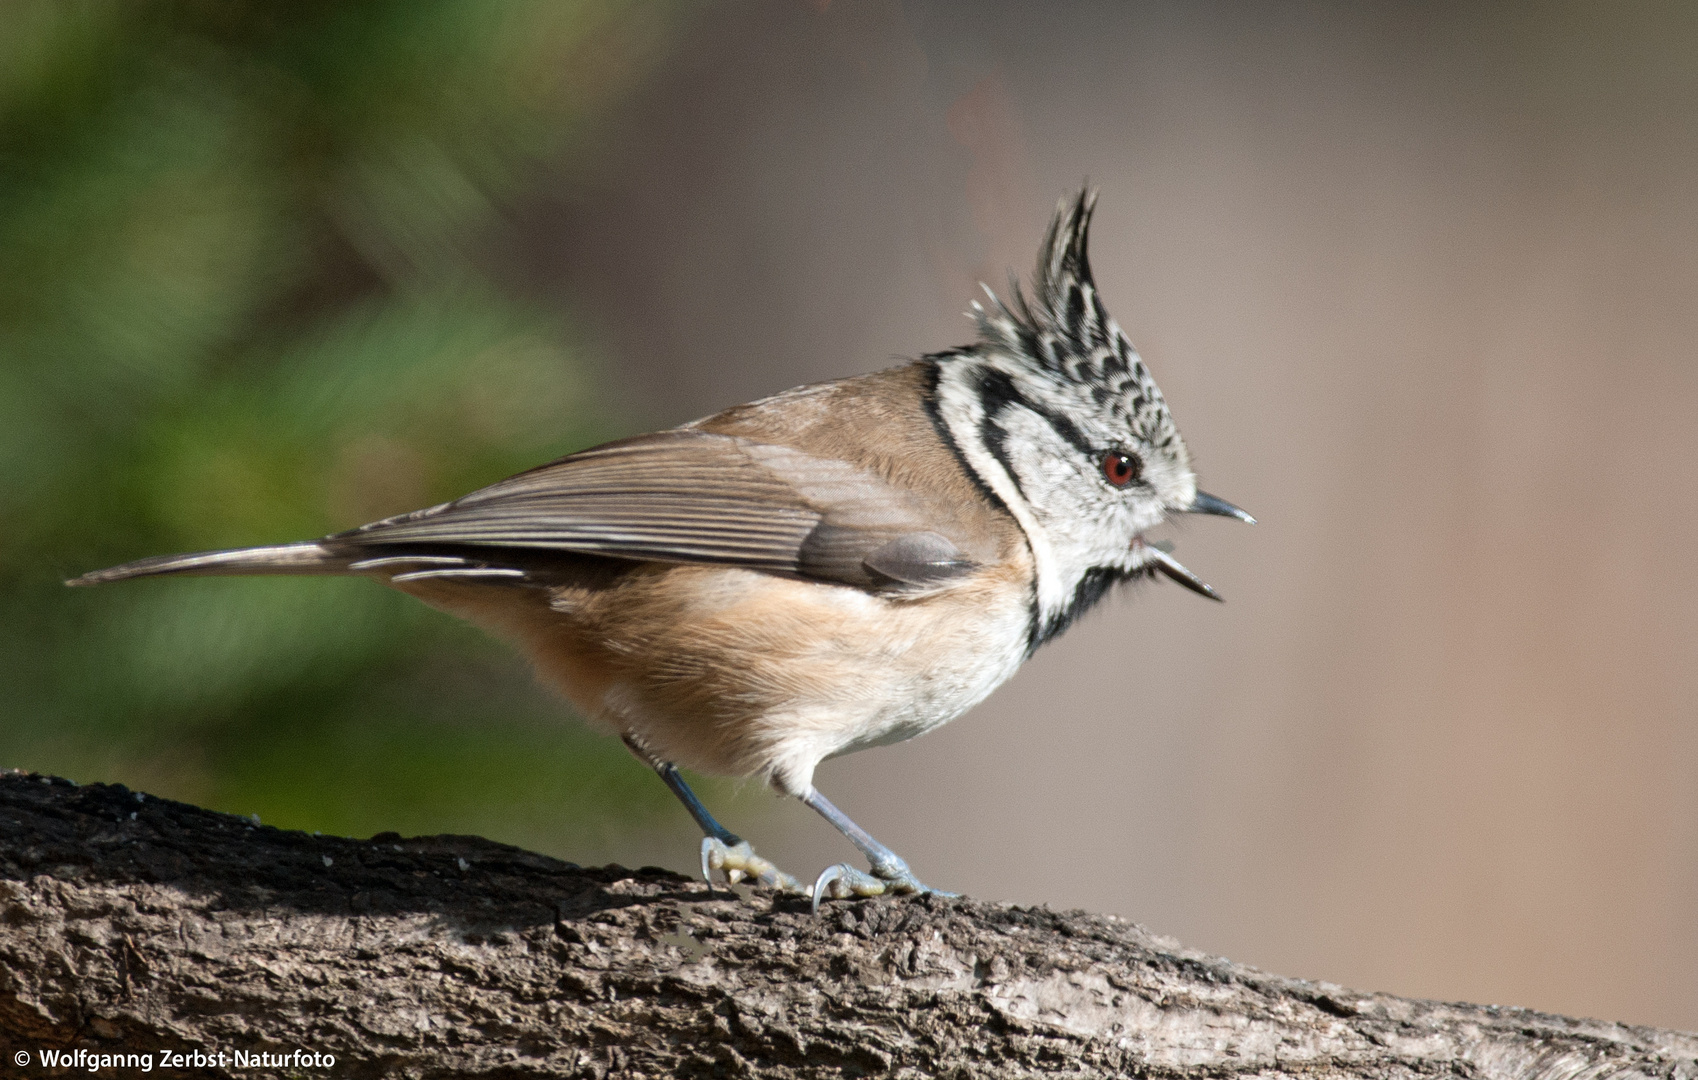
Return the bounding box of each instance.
[1144,545,1222,602]
[1137,490,1253,603]
[1184,490,1255,525]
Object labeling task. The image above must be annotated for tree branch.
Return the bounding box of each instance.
[1,771,1693,1079]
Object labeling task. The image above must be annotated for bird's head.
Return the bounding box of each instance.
[931,189,1252,646]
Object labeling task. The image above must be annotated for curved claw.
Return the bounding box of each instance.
[810,864,851,913]
[700,837,805,894]
[809,861,953,914]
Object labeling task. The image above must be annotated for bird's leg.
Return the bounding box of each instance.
[661,765,806,892]
[802,787,954,913]
[621,736,803,893]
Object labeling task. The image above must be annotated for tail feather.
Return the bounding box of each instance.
[66,542,348,586]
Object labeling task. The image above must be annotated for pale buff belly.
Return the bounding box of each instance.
[397,561,1034,796]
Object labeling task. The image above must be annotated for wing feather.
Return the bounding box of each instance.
[333,430,974,589]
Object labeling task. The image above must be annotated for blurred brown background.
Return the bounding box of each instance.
[521,0,1698,1030]
[9,0,1696,1034]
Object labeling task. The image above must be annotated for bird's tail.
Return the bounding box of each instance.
[66,542,349,586]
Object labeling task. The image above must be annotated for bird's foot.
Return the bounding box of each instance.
[810,855,954,913]
[700,837,804,893]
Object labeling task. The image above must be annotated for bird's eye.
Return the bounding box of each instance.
[1102,450,1141,488]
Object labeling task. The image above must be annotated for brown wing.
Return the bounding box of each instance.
[334,430,974,590]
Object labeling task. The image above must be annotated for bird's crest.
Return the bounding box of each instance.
[970,189,1181,453]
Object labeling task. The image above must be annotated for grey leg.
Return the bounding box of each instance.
[802,787,953,912]
[621,736,803,893]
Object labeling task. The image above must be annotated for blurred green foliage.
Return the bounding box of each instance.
[0,0,741,857]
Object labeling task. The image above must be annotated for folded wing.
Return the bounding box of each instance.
[336,431,975,590]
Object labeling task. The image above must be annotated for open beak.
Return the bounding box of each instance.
[1137,490,1254,603]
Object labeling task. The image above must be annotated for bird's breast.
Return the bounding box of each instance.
[514,557,1035,793]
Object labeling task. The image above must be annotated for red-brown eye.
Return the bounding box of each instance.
[1102,451,1140,488]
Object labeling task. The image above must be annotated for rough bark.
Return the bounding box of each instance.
[0,771,1693,1079]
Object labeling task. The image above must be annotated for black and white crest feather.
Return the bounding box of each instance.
[970,190,1181,454]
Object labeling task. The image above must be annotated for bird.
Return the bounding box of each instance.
[69,189,1252,910]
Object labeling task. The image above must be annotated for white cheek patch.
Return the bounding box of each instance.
[996,407,1145,609]
[933,354,1195,633]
